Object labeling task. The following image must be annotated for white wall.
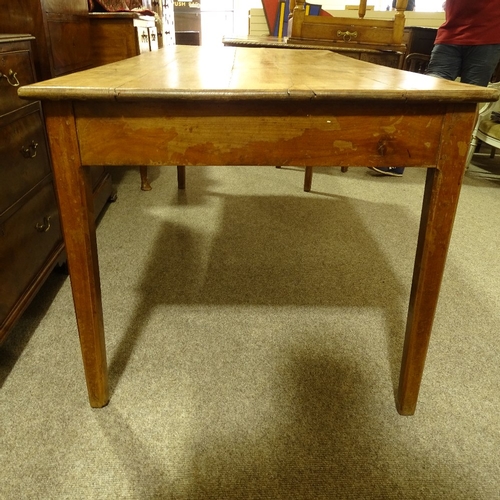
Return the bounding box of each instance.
[200,0,235,45]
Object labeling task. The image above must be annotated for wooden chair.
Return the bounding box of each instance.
[403,52,430,74]
[466,82,500,167]
[288,0,408,62]
[140,165,186,191]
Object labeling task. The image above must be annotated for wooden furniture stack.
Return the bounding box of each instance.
[0,0,115,345]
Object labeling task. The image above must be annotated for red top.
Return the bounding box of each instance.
[435,0,500,45]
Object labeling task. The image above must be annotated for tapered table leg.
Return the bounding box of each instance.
[397,106,474,415]
[44,101,109,408]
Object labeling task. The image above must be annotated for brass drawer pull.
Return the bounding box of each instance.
[20,140,38,158]
[337,30,358,42]
[35,216,51,233]
[141,31,148,43]
[0,69,20,87]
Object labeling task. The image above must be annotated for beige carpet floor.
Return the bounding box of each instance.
[1,150,500,499]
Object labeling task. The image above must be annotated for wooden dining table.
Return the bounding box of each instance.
[221,34,405,68]
[19,45,499,415]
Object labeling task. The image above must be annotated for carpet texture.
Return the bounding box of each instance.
[1,152,500,499]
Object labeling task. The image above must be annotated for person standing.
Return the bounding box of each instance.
[372,0,500,177]
[392,0,415,11]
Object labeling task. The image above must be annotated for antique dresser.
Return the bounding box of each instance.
[0,35,65,344]
[0,0,114,210]
[0,0,118,344]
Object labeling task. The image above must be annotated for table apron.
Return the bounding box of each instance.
[72,100,470,169]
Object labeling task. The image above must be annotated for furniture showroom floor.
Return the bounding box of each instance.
[1,150,500,499]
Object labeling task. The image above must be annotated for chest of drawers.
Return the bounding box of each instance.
[0,34,65,344]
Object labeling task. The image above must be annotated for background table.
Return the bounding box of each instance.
[222,34,404,68]
[19,45,498,415]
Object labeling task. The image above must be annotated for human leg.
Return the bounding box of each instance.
[460,45,500,86]
[426,44,463,81]
[371,45,456,179]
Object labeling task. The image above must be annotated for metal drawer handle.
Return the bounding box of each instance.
[141,31,148,43]
[35,216,51,233]
[337,30,357,42]
[20,140,38,158]
[0,69,20,86]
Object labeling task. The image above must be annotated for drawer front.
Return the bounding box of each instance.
[0,179,62,324]
[0,104,52,215]
[0,47,36,115]
[301,22,396,45]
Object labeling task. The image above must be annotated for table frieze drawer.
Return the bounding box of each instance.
[0,103,52,215]
[0,178,62,329]
[0,44,36,116]
[75,101,443,168]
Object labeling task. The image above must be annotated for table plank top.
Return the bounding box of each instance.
[19,45,499,104]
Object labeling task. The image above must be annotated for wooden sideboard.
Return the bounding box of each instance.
[88,12,159,68]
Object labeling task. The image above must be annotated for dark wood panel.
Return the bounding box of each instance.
[0,103,52,216]
[0,39,36,115]
[45,14,93,76]
[0,0,92,80]
[0,30,113,346]
[0,178,63,341]
[89,18,140,66]
[403,26,437,56]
